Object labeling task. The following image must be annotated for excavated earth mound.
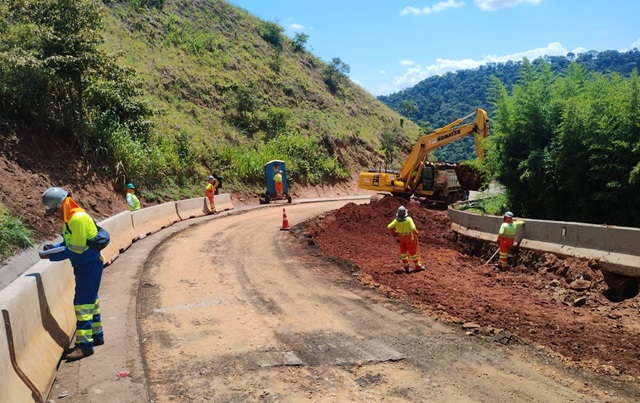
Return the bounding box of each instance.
[296,196,640,380]
[454,164,485,191]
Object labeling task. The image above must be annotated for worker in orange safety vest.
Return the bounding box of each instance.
[497,211,525,270]
[205,175,219,211]
[388,206,425,273]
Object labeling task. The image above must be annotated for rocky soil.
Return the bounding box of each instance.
[295,196,640,381]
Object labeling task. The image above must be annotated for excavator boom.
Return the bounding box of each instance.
[358,108,489,204]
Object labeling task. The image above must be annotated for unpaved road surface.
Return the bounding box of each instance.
[134,200,637,402]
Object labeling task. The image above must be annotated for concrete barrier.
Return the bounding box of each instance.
[0,313,33,403]
[176,197,211,220]
[1,194,235,400]
[98,211,139,266]
[214,193,234,212]
[0,260,75,403]
[449,207,640,277]
[131,201,181,239]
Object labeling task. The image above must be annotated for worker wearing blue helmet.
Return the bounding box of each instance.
[126,183,141,211]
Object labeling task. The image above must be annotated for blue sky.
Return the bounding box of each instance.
[227,0,640,97]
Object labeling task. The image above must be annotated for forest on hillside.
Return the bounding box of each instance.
[379,49,640,162]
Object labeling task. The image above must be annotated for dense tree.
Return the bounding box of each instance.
[489,59,640,227]
[323,57,350,95]
[1,0,153,175]
[292,32,309,53]
[400,99,418,119]
[261,21,284,49]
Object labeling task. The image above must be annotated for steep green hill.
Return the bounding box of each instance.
[100,0,422,189]
[1,0,422,198]
[0,0,422,251]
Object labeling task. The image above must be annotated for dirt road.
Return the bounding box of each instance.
[131,200,633,402]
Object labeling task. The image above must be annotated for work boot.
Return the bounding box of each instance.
[65,346,94,362]
[404,266,410,273]
[93,338,105,346]
[415,265,425,272]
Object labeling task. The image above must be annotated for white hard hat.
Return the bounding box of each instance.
[42,187,68,216]
[397,206,408,221]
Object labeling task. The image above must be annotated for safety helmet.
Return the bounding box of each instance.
[208,175,214,181]
[127,183,135,189]
[396,206,408,221]
[504,211,514,219]
[42,187,68,216]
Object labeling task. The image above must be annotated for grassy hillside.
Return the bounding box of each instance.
[0,0,421,252]
[100,0,421,195]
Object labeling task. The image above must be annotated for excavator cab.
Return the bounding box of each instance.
[421,164,436,191]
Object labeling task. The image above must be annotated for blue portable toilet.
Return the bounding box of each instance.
[261,160,292,204]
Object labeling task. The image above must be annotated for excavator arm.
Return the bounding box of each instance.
[358,108,489,200]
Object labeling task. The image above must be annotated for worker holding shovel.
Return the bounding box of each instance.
[388,206,425,273]
[496,211,525,270]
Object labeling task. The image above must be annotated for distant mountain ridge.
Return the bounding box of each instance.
[378,49,640,161]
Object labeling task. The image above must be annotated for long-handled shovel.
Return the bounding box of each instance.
[484,247,499,266]
[414,235,425,272]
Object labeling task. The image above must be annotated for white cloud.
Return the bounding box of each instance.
[401,0,465,16]
[373,42,584,96]
[400,6,421,16]
[400,59,415,66]
[289,23,304,31]
[631,38,640,49]
[475,0,541,11]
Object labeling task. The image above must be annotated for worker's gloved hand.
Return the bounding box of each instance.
[43,244,54,251]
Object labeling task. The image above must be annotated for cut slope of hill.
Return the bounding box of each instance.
[0,124,127,242]
[0,121,368,245]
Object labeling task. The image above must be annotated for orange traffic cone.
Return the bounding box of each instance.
[281,208,290,231]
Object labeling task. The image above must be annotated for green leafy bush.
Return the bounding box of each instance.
[457,194,509,216]
[0,204,33,261]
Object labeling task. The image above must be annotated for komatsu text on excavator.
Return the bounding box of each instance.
[357,108,489,205]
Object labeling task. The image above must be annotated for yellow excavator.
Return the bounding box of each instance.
[357,108,489,205]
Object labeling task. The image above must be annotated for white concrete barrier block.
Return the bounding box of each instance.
[0,267,73,400]
[98,210,139,265]
[0,312,33,403]
[176,197,211,220]
[215,193,234,212]
[131,201,180,239]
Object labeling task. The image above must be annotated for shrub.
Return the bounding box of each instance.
[0,204,33,260]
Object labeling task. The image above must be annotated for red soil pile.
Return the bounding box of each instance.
[300,196,640,379]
